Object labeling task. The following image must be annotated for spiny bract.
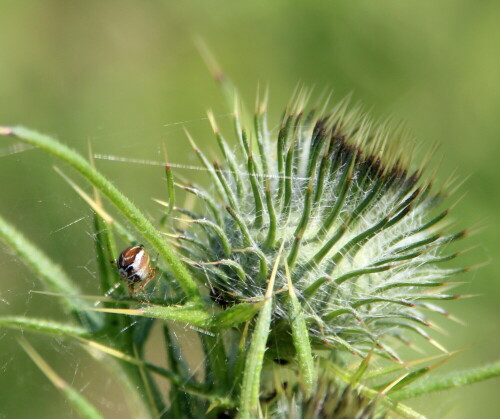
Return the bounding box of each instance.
[270,373,381,419]
[167,90,466,362]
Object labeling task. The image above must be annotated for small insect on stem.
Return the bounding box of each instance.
[114,245,156,296]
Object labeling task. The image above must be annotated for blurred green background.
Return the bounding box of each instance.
[0,1,498,418]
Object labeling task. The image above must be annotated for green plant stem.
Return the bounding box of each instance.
[0,126,201,304]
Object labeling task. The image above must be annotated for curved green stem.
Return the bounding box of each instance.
[1,126,201,303]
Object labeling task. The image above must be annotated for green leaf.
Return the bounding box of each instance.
[284,261,315,396]
[239,244,283,418]
[351,350,373,386]
[0,213,101,330]
[232,321,250,395]
[20,338,104,419]
[390,361,500,400]
[0,126,201,303]
[365,353,449,381]
[208,302,263,329]
[0,316,89,337]
[88,304,210,328]
[385,367,432,394]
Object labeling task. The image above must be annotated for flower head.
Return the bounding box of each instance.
[169,90,466,361]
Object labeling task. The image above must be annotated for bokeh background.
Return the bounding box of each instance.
[0,1,498,418]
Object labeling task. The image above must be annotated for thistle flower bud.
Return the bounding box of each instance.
[170,91,466,361]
